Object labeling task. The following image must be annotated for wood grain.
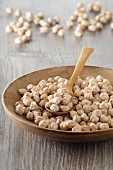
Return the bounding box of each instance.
[1,0,113,169]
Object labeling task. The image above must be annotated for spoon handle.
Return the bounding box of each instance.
[67,47,94,93]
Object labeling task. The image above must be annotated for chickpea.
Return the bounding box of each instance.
[60,105,70,112]
[15,104,25,115]
[81,113,89,122]
[77,109,84,115]
[38,120,49,128]
[92,109,102,117]
[23,96,33,106]
[73,114,81,123]
[26,111,34,120]
[82,125,90,131]
[33,110,41,118]
[83,104,91,113]
[34,116,44,125]
[72,124,82,132]
[70,110,77,118]
[65,120,75,129]
[90,114,99,123]
[100,123,109,130]
[100,115,108,123]
[90,122,98,131]
[49,122,58,130]
[100,93,109,101]
[50,104,59,112]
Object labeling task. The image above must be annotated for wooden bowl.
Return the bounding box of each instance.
[2,66,113,142]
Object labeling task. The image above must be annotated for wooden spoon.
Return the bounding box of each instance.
[46,47,94,115]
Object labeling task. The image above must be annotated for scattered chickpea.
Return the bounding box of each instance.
[57,29,65,37]
[5,25,13,33]
[14,37,23,44]
[67,20,74,28]
[40,26,49,34]
[15,9,21,17]
[6,7,13,15]
[25,12,33,22]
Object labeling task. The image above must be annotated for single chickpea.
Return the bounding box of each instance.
[50,104,59,112]
[25,12,33,22]
[67,20,74,28]
[70,110,77,118]
[60,122,67,130]
[19,88,27,95]
[71,97,78,105]
[40,26,49,34]
[92,86,100,94]
[23,96,33,106]
[74,88,81,97]
[15,104,25,115]
[76,103,82,110]
[33,110,41,118]
[62,93,72,105]
[90,122,98,131]
[60,105,70,112]
[96,75,103,82]
[49,85,57,92]
[90,114,99,123]
[100,93,109,101]
[91,104,98,111]
[80,121,86,126]
[84,92,93,100]
[100,115,108,123]
[37,12,45,19]
[83,104,91,113]
[73,114,81,123]
[30,101,38,110]
[77,109,84,115]
[57,29,65,37]
[74,29,83,37]
[82,125,90,131]
[26,111,34,120]
[51,97,62,105]
[99,102,108,110]
[49,122,58,130]
[88,25,97,32]
[33,94,40,103]
[72,124,82,132]
[65,120,75,129]
[108,109,113,116]
[100,123,109,130]
[38,120,49,128]
[81,113,89,122]
[34,116,44,125]
[15,9,21,17]
[54,16,60,24]
[6,7,13,15]
[39,100,45,107]
[92,109,102,117]
[5,25,13,33]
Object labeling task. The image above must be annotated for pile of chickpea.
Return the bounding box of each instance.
[15,75,113,132]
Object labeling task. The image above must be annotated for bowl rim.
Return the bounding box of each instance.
[2,65,113,135]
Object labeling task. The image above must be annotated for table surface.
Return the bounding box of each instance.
[1,0,113,170]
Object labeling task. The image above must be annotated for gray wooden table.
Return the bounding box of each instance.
[1,0,113,170]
